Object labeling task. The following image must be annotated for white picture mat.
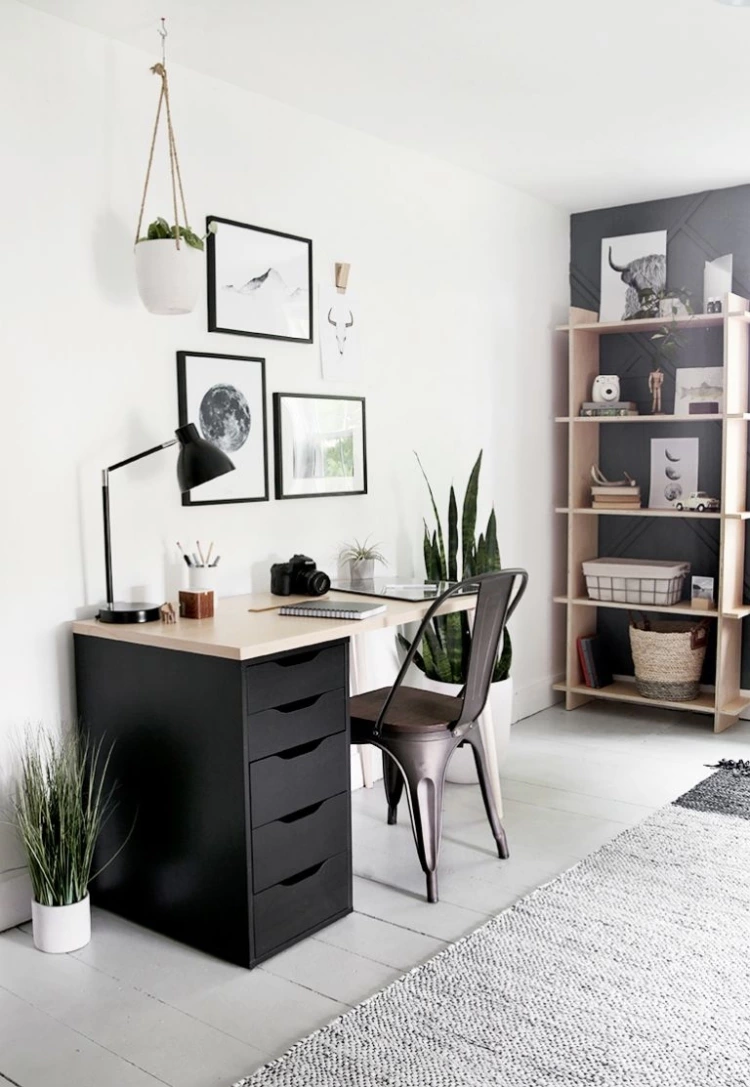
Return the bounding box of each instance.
[600,230,667,322]
[703,254,732,311]
[183,354,267,502]
[649,437,699,509]
[213,223,310,339]
[674,367,724,416]
[319,285,360,381]
[278,397,365,496]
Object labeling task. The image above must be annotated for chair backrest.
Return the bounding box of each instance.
[375,569,528,735]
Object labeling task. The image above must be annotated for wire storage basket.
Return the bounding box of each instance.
[582,558,690,606]
[629,614,709,701]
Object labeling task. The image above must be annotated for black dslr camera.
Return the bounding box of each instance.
[270,554,331,597]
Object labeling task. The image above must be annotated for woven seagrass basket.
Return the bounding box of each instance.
[629,614,709,701]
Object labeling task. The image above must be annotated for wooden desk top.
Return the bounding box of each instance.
[72,591,475,662]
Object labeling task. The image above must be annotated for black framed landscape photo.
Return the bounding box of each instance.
[273,393,367,500]
[206,216,313,342]
[177,351,269,506]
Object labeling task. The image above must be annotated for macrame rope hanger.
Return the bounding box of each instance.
[135,18,190,248]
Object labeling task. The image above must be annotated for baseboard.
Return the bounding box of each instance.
[0,868,31,931]
[513,673,565,722]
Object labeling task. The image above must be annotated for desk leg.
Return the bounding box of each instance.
[350,636,374,788]
[477,702,503,818]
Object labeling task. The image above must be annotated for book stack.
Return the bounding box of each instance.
[576,635,613,689]
[591,483,641,510]
[580,401,638,417]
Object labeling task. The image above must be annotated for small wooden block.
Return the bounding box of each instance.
[179,590,214,620]
[334,262,350,293]
[691,597,714,611]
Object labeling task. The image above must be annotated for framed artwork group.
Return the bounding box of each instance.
[177,215,366,504]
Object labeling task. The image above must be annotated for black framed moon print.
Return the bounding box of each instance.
[177,351,269,506]
[206,217,313,343]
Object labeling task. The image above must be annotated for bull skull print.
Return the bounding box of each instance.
[327,306,354,355]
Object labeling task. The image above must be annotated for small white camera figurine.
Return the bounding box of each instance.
[592,375,621,403]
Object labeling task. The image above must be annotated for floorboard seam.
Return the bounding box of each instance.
[0,1069,26,1087]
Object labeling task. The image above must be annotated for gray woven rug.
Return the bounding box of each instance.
[236,770,750,1086]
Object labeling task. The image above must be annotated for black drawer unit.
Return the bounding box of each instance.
[74,633,352,969]
[252,792,349,893]
[247,688,346,761]
[250,733,350,826]
[253,852,351,960]
[244,644,346,715]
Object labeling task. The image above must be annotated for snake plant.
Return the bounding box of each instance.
[398,450,511,684]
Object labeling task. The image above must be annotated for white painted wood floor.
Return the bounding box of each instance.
[2,701,749,1087]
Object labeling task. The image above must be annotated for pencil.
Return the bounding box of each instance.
[197,541,206,567]
[205,541,214,566]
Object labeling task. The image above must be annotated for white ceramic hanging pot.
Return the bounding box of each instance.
[31,894,91,954]
[409,670,514,784]
[135,238,202,315]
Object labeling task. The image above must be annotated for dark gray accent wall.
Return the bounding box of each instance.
[570,184,750,684]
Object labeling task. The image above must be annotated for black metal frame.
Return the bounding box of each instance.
[176,350,269,506]
[206,216,314,344]
[273,392,368,500]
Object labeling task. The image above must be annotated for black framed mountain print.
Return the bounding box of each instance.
[206,217,313,343]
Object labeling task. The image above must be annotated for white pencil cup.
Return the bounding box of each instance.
[188,566,219,610]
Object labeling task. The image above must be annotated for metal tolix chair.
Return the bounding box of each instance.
[350,569,528,903]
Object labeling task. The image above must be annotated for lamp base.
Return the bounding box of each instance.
[98,602,162,624]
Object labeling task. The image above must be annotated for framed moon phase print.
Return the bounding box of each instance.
[177,351,269,506]
[273,393,367,500]
[206,216,313,343]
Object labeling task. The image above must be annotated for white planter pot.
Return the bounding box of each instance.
[135,238,203,315]
[350,558,375,582]
[31,894,91,953]
[409,671,514,784]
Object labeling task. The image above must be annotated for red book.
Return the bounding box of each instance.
[577,636,593,686]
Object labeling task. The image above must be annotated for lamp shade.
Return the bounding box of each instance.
[175,423,235,492]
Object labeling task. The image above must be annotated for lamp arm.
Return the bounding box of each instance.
[101,438,178,608]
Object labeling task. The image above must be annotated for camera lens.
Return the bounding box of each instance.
[303,570,331,596]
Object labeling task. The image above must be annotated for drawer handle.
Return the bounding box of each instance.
[279,800,324,823]
[277,694,322,714]
[276,737,325,760]
[276,650,321,668]
[280,860,324,886]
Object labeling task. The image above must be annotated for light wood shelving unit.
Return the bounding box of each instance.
[555,295,750,733]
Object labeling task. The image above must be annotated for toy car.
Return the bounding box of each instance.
[673,491,720,512]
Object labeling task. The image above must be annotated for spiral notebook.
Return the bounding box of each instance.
[278,600,387,621]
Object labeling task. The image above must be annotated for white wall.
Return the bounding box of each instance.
[0,0,569,927]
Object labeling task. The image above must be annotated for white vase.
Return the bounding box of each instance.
[350,558,375,582]
[31,894,91,953]
[135,238,203,315]
[409,670,514,784]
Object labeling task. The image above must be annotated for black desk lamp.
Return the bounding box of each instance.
[98,423,235,624]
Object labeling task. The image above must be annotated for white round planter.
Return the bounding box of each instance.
[409,670,514,784]
[135,238,203,315]
[31,894,91,954]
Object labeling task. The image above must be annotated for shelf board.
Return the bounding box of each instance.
[553,679,716,715]
[554,595,722,618]
[720,694,750,716]
[556,507,722,520]
[555,312,729,334]
[555,414,723,424]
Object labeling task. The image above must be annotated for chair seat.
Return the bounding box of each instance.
[351,685,462,735]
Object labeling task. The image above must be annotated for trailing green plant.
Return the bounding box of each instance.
[398,450,511,684]
[137,217,217,251]
[13,728,119,907]
[338,536,388,565]
[631,286,693,321]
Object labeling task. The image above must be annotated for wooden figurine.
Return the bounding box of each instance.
[649,367,664,414]
[159,602,176,624]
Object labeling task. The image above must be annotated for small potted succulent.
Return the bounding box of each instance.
[338,537,388,583]
[13,728,119,953]
[135,218,216,315]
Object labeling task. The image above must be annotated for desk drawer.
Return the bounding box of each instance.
[252,792,349,893]
[245,644,346,716]
[253,852,350,959]
[250,733,349,827]
[247,688,346,762]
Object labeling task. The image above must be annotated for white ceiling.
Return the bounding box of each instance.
[19,0,750,211]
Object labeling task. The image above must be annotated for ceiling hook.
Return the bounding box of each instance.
[158,17,168,66]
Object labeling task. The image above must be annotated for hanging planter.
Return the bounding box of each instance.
[134,24,209,316]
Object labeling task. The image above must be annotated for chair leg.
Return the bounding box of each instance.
[467,729,509,859]
[382,751,404,825]
[397,745,451,904]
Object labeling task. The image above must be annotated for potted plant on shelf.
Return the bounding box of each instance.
[398,450,513,783]
[135,218,216,315]
[13,728,118,953]
[338,537,388,583]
